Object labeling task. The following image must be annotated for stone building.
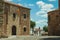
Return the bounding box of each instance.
[34,27,41,36]
[48,9,60,36]
[0,0,30,37]
[48,0,60,36]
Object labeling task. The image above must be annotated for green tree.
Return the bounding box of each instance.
[43,26,48,32]
[30,20,36,34]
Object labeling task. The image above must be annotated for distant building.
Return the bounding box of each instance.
[0,0,30,37]
[48,0,60,36]
[34,27,41,36]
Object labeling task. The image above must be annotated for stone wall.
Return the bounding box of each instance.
[0,1,30,37]
[48,9,60,36]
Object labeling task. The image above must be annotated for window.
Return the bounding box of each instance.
[24,27,26,32]
[0,2,3,13]
[56,15,59,21]
[0,16,3,22]
[59,13,60,14]
[48,15,50,22]
[13,13,16,18]
[13,13,16,21]
[56,15,58,18]
[24,14,26,19]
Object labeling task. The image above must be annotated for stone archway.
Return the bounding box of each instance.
[12,26,16,35]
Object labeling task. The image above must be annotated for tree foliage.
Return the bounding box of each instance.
[30,20,36,29]
[43,26,48,32]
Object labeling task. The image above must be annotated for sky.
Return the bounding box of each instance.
[5,0,58,29]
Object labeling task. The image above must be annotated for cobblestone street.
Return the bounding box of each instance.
[0,36,60,40]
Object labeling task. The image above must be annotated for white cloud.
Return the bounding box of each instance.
[36,10,48,18]
[41,4,54,12]
[30,18,34,21]
[36,1,55,17]
[49,0,56,1]
[36,11,46,15]
[41,14,48,18]
[37,1,45,6]
[29,4,34,6]
[36,20,47,24]
[36,19,48,29]
[36,1,55,28]
[24,3,34,7]
[36,1,54,11]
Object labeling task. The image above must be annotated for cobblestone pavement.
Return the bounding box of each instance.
[0,36,60,40]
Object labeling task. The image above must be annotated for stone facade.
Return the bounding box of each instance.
[48,9,60,36]
[0,1,30,37]
[48,0,60,36]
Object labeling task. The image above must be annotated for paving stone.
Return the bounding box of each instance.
[0,36,60,40]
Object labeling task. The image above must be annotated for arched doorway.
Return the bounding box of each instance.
[12,26,16,35]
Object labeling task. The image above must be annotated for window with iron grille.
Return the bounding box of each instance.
[13,13,16,21]
[24,27,26,32]
[24,14,26,19]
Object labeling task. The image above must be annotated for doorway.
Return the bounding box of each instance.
[12,26,16,35]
